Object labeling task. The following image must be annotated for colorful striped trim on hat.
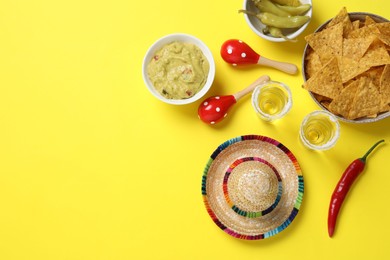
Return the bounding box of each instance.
[201,135,304,240]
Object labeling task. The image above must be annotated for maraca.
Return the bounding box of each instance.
[220,39,298,75]
[198,75,270,124]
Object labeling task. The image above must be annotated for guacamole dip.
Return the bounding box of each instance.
[147,41,210,99]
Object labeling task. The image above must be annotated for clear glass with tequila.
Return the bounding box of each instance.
[300,110,340,150]
[251,81,292,122]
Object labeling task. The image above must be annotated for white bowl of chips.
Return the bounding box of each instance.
[302,8,390,123]
[242,0,312,42]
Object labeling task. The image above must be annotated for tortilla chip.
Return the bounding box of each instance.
[321,100,331,110]
[380,64,390,104]
[304,57,343,99]
[328,79,359,118]
[305,23,343,64]
[345,20,362,38]
[376,33,390,46]
[365,16,377,26]
[338,56,370,83]
[348,77,382,119]
[351,20,361,31]
[326,7,349,28]
[347,24,381,39]
[376,22,390,36]
[360,38,390,67]
[342,36,375,60]
[305,50,323,78]
[381,104,390,112]
[342,15,354,37]
[313,93,331,103]
[358,66,384,87]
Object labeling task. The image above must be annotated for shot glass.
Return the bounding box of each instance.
[251,81,292,122]
[299,110,340,150]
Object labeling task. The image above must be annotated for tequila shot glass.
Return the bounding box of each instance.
[300,110,340,150]
[251,81,292,122]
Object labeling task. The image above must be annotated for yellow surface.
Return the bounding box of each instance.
[0,0,390,259]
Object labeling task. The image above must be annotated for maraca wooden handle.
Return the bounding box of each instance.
[258,57,298,75]
[233,75,270,100]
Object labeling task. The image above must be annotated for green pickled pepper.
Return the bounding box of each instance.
[253,0,290,17]
[270,0,301,7]
[259,12,310,28]
[275,3,311,16]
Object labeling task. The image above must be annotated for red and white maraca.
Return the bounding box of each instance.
[220,39,298,74]
[198,75,270,125]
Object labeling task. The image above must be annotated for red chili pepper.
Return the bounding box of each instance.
[328,139,385,237]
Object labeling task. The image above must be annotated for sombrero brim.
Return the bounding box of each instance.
[202,135,304,240]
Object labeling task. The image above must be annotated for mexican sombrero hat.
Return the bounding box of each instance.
[202,135,304,240]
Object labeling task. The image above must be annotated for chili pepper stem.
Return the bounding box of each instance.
[238,9,257,17]
[360,140,385,163]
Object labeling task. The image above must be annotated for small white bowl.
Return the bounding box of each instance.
[142,33,215,105]
[242,0,312,42]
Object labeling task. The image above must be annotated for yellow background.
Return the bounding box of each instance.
[1,0,389,259]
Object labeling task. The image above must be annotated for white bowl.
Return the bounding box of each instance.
[242,0,312,42]
[142,33,215,105]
